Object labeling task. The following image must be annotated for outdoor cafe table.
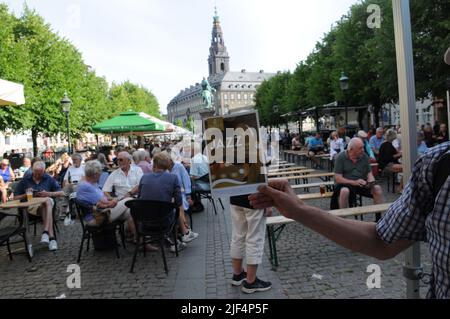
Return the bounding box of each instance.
[0,197,48,258]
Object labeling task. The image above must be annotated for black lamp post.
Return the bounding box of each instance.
[339,71,349,126]
[61,92,72,154]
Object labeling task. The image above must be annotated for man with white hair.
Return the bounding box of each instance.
[369,127,385,158]
[332,138,384,212]
[76,160,136,235]
[14,161,65,251]
[134,150,152,174]
[103,152,143,201]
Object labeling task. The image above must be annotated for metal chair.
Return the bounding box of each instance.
[74,199,126,263]
[0,211,32,262]
[125,200,180,274]
[192,180,224,215]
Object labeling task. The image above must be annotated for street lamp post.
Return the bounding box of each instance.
[339,71,349,126]
[60,92,72,154]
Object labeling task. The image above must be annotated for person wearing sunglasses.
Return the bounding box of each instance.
[0,158,15,187]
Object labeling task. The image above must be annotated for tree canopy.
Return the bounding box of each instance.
[254,0,450,128]
[0,4,161,155]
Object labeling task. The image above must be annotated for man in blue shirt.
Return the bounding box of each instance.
[307,132,325,169]
[369,127,385,158]
[417,131,429,156]
[15,161,64,251]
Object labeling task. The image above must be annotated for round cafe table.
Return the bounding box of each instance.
[0,197,49,258]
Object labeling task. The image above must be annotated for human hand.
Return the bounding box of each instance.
[109,199,118,208]
[36,191,51,197]
[354,179,367,187]
[249,179,304,220]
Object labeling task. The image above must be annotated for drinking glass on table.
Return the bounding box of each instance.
[26,188,33,202]
[320,184,326,196]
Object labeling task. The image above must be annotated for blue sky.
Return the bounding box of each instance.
[3,0,358,113]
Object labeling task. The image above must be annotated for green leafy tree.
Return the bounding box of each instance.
[109,81,160,117]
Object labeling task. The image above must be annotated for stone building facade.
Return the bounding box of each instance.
[167,9,275,124]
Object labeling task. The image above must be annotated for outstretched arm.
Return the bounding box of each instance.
[249,180,413,260]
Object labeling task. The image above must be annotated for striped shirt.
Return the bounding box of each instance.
[376,142,450,299]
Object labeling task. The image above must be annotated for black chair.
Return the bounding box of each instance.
[125,200,180,274]
[192,180,224,215]
[74,200,126,263]
[0,211,32,262]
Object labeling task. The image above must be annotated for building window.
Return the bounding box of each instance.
[231,94,235,100]
[224,94,228,100]
[244,94,248,100]
[237,94,241,100]
[5,136,11,145]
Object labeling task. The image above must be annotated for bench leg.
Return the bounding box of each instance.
[267,226,275,268]
[267,224,286,270]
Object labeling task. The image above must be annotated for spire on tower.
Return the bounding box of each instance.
[208,6,230,76]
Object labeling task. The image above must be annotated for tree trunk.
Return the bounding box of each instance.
[373,104,381,128]
[32,128,38,157]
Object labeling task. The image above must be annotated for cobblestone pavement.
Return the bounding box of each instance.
[0,175,432,299]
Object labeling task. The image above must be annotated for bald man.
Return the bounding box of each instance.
[332,138,384,212]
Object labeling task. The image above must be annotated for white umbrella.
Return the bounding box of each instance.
[0,79,25,106]
[139,112,175,131]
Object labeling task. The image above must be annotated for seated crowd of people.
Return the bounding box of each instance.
[285,122,448,211]
[2,141,210,253]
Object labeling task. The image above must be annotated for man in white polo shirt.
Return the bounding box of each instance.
[103,152,143,200]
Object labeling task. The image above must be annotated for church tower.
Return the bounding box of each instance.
[208,7,230,77]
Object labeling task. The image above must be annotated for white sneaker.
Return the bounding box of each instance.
[49,240,58,251]
[181,230,199,243]
[170,241,187,253]
[40,233,50,244]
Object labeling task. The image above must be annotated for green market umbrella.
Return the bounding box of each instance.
[92,111,166,133]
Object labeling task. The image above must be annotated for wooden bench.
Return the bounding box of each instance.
[269,165,306,171]
[283,151,308,165]
[268,166,306,172]
[266,203,392,268]
[291,181,335,191]
[269,162,294,167]
[271,173,335,185]
[268,169,316,177]
[298,192,333,200]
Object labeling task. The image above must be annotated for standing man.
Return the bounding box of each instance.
[230,194,272,294]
